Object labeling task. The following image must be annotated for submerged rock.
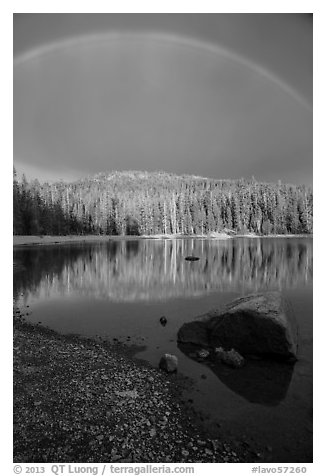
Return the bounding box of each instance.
[185,256,200,261]
[197,349,210,359]
[159,354,178,373]
[160,316,167,326]
[214,347,245,368]
[177,292,298,361]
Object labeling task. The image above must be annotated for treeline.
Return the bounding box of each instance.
[13,169,83,235]
[13,169,313,236]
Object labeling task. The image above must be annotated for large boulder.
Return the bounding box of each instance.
[177,292,298,361]
[177,320,209,347]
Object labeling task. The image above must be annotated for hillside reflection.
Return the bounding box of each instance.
[14,238,313,302]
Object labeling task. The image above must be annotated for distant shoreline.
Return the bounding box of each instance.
[13,233,313,247]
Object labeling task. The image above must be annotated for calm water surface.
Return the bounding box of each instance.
[13,237,313,462]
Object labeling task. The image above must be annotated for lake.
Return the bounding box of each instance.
[13,237,313,462]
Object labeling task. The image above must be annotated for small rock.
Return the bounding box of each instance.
[149,428,157,437]
[111,454,122,462]
[115,389,139,398]
[197,349,210,359]
[159,354,178,373]
[214,347,245,368]
[181,450,189,457]
[211,440,221,452]
[159,316,167,326]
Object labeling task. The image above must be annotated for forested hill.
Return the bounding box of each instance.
[13,169,313,236]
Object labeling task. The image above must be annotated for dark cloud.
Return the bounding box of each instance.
[13,14,312,185]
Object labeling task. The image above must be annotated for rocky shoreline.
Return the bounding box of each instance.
[13,308,260,464]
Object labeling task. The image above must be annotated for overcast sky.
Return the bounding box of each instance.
[13,13,312,186]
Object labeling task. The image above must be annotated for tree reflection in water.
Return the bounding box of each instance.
[14,238,313,303]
